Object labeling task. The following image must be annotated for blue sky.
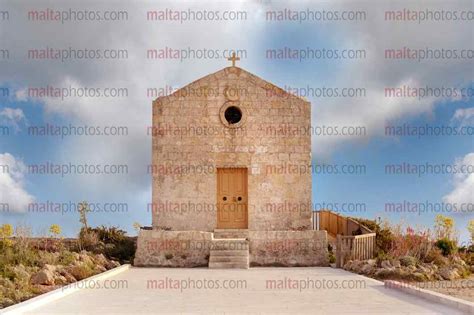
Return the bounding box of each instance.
[0,1,472,242]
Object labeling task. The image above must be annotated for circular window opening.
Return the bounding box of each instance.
[224,106,242,125]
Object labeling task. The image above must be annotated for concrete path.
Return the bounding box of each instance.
[19,267,466,314]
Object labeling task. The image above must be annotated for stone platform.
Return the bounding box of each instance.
[134,229,329,267]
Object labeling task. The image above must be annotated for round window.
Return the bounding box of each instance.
[224,106,242,125]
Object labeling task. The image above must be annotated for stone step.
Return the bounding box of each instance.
[213,229,249,239]
[209,255,249,263]
[208,261,249,269]
[210,249,248,257]
[211,239,249,251]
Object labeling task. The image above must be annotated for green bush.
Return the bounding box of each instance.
[79,226,135,263]
[399,255,417,267]
[328,253,336,264]
[349,218,394,254]
[435,238,457,256]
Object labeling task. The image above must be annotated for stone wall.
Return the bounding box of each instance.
[249,230,329,267]
[134,230,213,267]
[150,66,312,232]
[134,229,329,267]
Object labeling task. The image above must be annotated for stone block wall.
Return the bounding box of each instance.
[150,67,312,232]
[249,230,329,266]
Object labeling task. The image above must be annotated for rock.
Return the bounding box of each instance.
[105,260,120,270]
[54,275,68,285]
[96,265,107,272]
[360,263,375,275]
[94,254,108,267]
[68,265,91,281]
[62,272,76,283]
[43,264,56,273]
[30,269,55,285]
[439,267,460,280]
[391,259,401,268]
[381,260,392,269]
[366,259,376,266]
[452,256,467,267]
[79,253,94,266]
[343,260,353,271]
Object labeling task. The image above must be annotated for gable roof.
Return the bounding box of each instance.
[154,66,310,104]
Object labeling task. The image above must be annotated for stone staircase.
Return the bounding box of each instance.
[208,229,249,269]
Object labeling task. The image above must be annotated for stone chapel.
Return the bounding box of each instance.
[134,55,328,268]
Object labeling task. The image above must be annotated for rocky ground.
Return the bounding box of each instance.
[343,256,474,302]
[0,251,120,308]
[344,255,472,282]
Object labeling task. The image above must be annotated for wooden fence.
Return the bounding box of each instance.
[335,233,376,268]
[312,210,372,236]
[312,210,376,267]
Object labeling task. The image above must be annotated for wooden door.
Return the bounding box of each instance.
[217,168,248,229]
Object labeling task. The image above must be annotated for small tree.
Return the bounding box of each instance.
[434,215,455,240]
[49,224,61,237]
[78,201,91,230]
[133,222,142,234]
[468,220,474,243]
[0,223,13,249]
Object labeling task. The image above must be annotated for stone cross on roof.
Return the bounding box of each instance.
[227,52,240,67]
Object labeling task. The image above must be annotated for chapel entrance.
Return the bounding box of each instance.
[217,168,248,229]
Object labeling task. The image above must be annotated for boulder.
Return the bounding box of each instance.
[31,269,55,285]
[381,260,392,269]
[439,267,460,280]
[343,260,353,271]
[360,263,375,275]
[105,260,120,270]
[94,254,108,267]
[54,275,68,285]
[43,264,56,273]
[391,259,401,268]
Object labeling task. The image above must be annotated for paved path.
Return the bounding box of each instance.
[21,267,465,314]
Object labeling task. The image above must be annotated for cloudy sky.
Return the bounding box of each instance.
[0,0,472,241]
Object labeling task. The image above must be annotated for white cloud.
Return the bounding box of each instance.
[0,1,471,196]
[0,153,35,213]
[0,107,26,132]
[452,107,474,126]
[442,153,474,213]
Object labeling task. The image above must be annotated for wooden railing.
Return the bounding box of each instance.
[312,210,372,236]
[312,210,376,267]
[335,233,376,268]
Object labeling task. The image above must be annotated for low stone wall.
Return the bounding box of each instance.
[134,229,329,267]
[249,230,329,267]
[134,230,213,267]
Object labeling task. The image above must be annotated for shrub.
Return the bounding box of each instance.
[425,248,449,266]
[390,226,432,261]
[80,226,135,263]
[349,218,394,254]
[79,229,100,251]
[435,238,457,256]
[399,255,417,267]
[328,253,336,264]
[68,264,94,281]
